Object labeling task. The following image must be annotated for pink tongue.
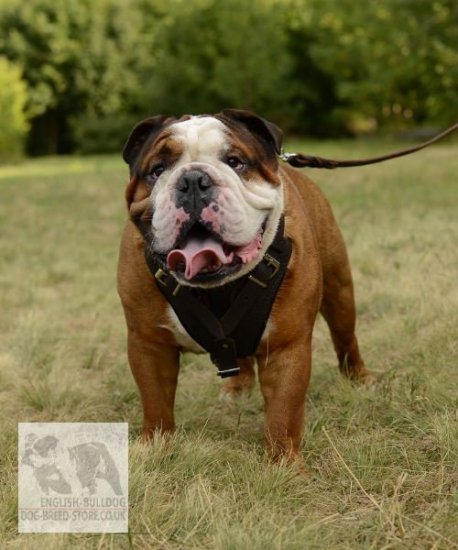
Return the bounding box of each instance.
[167,235,234,280]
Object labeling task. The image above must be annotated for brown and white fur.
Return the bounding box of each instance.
[118,109,371,463]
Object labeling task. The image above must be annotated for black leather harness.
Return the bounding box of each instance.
[144,217,292,378]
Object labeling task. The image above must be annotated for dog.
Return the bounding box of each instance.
[117,109,371,462]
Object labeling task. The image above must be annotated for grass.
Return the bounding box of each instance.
[0,139,457,549]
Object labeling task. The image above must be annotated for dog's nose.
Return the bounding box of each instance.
[176,170,213,212]
[177,170,212,192]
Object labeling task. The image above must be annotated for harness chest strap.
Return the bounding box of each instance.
[144,217,292,378]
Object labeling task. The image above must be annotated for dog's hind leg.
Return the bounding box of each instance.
[220,357,256,400]
[319,234,370,381]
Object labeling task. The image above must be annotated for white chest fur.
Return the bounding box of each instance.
[164,305,206,353]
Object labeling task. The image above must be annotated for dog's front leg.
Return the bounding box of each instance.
[127,330,180,440]
[258,339,312,462]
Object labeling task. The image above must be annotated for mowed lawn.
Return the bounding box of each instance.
[0,140,457,549]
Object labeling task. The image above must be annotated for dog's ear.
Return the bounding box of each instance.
[122,115,175,169]
[217,108,283,156]
[123,115,174,239]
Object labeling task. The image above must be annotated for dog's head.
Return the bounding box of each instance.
[123,109,284,288]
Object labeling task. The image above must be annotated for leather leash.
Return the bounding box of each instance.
[279,122,458,169]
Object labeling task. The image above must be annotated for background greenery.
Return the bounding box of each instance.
[0,0,457,156]
[0,142,457,547]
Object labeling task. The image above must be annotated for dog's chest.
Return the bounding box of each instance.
[162,304,272,355]
[163,305,206,353]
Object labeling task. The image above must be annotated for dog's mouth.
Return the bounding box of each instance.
[165,222,263,283]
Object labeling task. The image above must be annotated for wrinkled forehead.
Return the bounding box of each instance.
[172,116,226,143]
[170,116,228,158]
[138,116,229,169]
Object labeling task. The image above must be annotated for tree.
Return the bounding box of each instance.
[303,0,458,129]
[0,0,147,153]
[0,56,29,160]
[1,0,456,154]
[140,0,293,124]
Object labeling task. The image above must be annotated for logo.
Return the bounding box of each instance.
[18,423,128,533]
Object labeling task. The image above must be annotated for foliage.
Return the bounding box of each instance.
[0,56,28,160]
[302,0,458,128]
[0,0,456,154]
[72,114,139,154]
[141,0,293,122]
[0,0,145,153]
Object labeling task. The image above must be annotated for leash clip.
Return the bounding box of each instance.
[279,149,296,162]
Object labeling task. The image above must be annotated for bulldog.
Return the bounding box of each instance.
[117,109,371,462]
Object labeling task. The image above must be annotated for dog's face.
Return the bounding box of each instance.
[123,109,284,288]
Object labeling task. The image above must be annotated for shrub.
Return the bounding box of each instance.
[143,0,293,123]
[0,56,29,161]
[72,114,139,155]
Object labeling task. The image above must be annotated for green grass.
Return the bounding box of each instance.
[0,140,457,549]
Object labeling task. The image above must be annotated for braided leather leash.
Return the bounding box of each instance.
[279,122,458,169]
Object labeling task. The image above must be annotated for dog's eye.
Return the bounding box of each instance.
[226,156,245,171]
[146,164,165,183]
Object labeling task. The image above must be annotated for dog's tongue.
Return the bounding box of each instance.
[167,235,233,280]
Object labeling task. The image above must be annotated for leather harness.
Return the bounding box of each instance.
[144,217,292,378]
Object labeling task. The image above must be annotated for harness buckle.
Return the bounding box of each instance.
[211,338,239,378]
[248,275,268,288]
[248,254,280,287]
[263,253,280,279]
[172,283,182,297]
[217,367,240,378]
[154,268,168,287]
[155,268,182,296]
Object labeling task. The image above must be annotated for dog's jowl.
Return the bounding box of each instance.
[117,109,371,462]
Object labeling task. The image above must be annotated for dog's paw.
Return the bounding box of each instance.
[354,368,382,388]
[219,374,255,403]
[219,385,252,403]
